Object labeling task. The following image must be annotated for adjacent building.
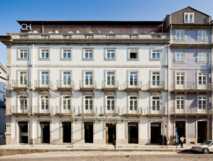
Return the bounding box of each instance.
[0,6,213,146]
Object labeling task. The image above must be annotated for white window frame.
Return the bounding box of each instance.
[18,71,28,86]
[17,48,29,60]
[40,95,49,112]
[196,52,208,63]
[18,95,28,111]
[175,52,184,62]
[197,72,208,86]
[151,96,160,111]
[175,30,185,41]
[128,48,139,61]
[197,96,208,110]
[176,72,185,86]
[105,95,115,112]
[197,30,208,42]
[62,95,72,112]
[62,71,72,86]
[105,71,115,86]
[61,48,72,60]
[82,48,93,61]
[150,49,161,61]
[40,71,49,85]
[128,96,138,112]
[151,71,160,86]
[184,12,195,24]
[83,71,93,86]
[128,71,138,86]
[84,95,93,113]
[105,48,116,61]
[175,95,185,111]
[39,48,49,60]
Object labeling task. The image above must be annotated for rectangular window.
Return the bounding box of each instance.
[63,96,71,111]
[198,96,207,110]
[175,30,185,41]
[41,71,49,85]
[151,50,161,60]
[128,48,138,60]
[176,72,184,85]
[19,96,28,110]
[176,96,184,110]
[84,96,93,111]
[62,49,72,60]
[198,73,207,85]
[63,71,71,85]
[18,49,29,60]
[129,71,138,86]
[151,96,160,111]
[175,52,184,62]
[19,71,27,85]
[196,52,208,63]
[84,71,93,85]
[184,12,194,24]
[129,96,138,111]
[105,71,115,86]
[151,72,160,86]
[106,96,115,111]
[197,30,208,42]
[39,49,49,60]
[105,49,116,60]
[83,48,93,60]
[40,95,49,111]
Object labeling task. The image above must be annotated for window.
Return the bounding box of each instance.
[129,71,138,86]
[83,48,93,60]
[39,49,49,60]
[84,96,93,111]
[151,50,161,60]
[198,73,207,85]
[196,52,208,63]
[151,96,160,111]
[184,12,194,24]
[19,71,27,85]
[175,52,184,62]
[151,72,160,86]
[105,49,115,60]
[19,96,28,110]
[18,49,28,60]
[129,96,138,111]
[175,30,185,41]
[106,96,115,111]
[198,96,207,110]
[63,96,71,111]
[63,71,71,85]
[40,96,49,111]
[176,72,184,85]
[128,48,138,60]
[105,71,115,86]
[197,30,208,42]
[41,71,49,85]
[62,49,72,60]
[176,96,184,110]
[84,71,93,85]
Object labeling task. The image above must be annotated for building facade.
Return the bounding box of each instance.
[0,6,213,146]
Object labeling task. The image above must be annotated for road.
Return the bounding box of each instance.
[0,151,212,161]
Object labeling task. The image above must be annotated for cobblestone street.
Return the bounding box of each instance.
[0,151,212,161]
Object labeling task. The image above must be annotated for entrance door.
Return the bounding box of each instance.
[151,122,161,144]
[40,122,50,144]
[18,122,28,144]
[84,122,93,143]
[106,124,116,145]
[197,121,207,143]
[128,122,138,144]
[175,121,186,143]
[62,122,71,143]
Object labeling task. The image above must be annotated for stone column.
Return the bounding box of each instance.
[50,117,61,144]
[72,120,83,145]
[116,120,126,145]
[94,120,104,144]
[139,118,149,145]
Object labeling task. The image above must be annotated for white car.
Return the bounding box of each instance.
[192,140,213,154]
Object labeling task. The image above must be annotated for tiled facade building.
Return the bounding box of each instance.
[0,6,213,147]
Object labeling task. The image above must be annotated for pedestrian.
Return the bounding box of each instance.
[180,136,184,148]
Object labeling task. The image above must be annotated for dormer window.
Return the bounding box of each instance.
[184,12,195,24]
[21,24,32,31]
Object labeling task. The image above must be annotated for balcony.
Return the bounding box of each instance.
[172,82,212,92]
[171,107,210,116]
[121,107,142,117]
[79,81,96,91]
[143,81,165,91]
[99,106,119,116]
[78,106,96,116]
[56,80,73,91]
[8,80,28,91]
[10,106,30,115]
[123,82,142,92]
[101,81,119,91]
[55,105,73,116]
[34,81,50,91]
[143,107,165,116]
[33,106,51,116]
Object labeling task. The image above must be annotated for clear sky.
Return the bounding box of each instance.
[0,0,213,64]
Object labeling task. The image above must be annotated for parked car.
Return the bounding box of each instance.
[191,140,213,154]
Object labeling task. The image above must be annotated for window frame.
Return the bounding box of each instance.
[104,48,116,61]
[39,48,49,61]
[127,48,139,61]
[82,48,94,61]
[150,49,161,61]
[184,12,195,24]
[17,48,29,60]
[61,48,72,60]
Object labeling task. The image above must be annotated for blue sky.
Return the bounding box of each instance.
[0,0,213,64]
